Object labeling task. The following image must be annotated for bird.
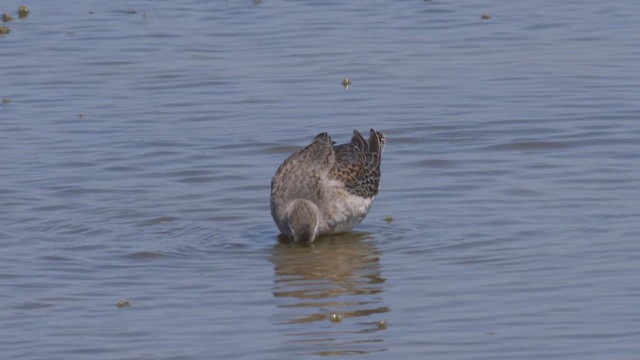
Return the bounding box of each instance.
[270,128,385,242]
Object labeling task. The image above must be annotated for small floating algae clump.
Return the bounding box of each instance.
[329,313,342,323]
[2,13,12,22]
[481,14,491,20]
[377,320,388,330]
[2,98,12,104]
[116,300,131,308]
[0,25,10,35]
[384,215,394,223]
[18,5,29,19]
[342,77,351,90]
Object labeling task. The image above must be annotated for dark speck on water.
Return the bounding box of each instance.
[116,300,131,308]
[342,77,351,89]
[17,5,29,19]
[1,1,639,359]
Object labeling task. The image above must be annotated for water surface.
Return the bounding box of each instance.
[2,0,639,359]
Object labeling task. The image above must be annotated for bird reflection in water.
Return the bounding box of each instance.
[269,232,389,356]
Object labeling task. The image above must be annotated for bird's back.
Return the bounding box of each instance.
[270,129,385,242]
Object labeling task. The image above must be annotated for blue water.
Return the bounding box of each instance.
[2,0,639,358]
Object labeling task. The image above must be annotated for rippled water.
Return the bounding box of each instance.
[2,0,640,359]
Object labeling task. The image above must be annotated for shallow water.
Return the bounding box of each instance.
[2,0,640,359]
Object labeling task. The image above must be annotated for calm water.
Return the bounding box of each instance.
[2,0,640,358]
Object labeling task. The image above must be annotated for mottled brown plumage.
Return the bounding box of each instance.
[270,129,385,242]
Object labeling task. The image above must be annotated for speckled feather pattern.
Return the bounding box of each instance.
[270,129,385,242]
[330,130,384,198]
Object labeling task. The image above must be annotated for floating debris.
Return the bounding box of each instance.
[0,25,10,35]
[77,113,85,120]
[17,5,29,19]
[481,14,491,20]
[384,215,394,223]
[377,320,388,330]
[329,313,342,323]
[342,77,351,90]
[2,98,12,104]
[2,13,12,22]
[116,300,131,308]
[125,9,138,14]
